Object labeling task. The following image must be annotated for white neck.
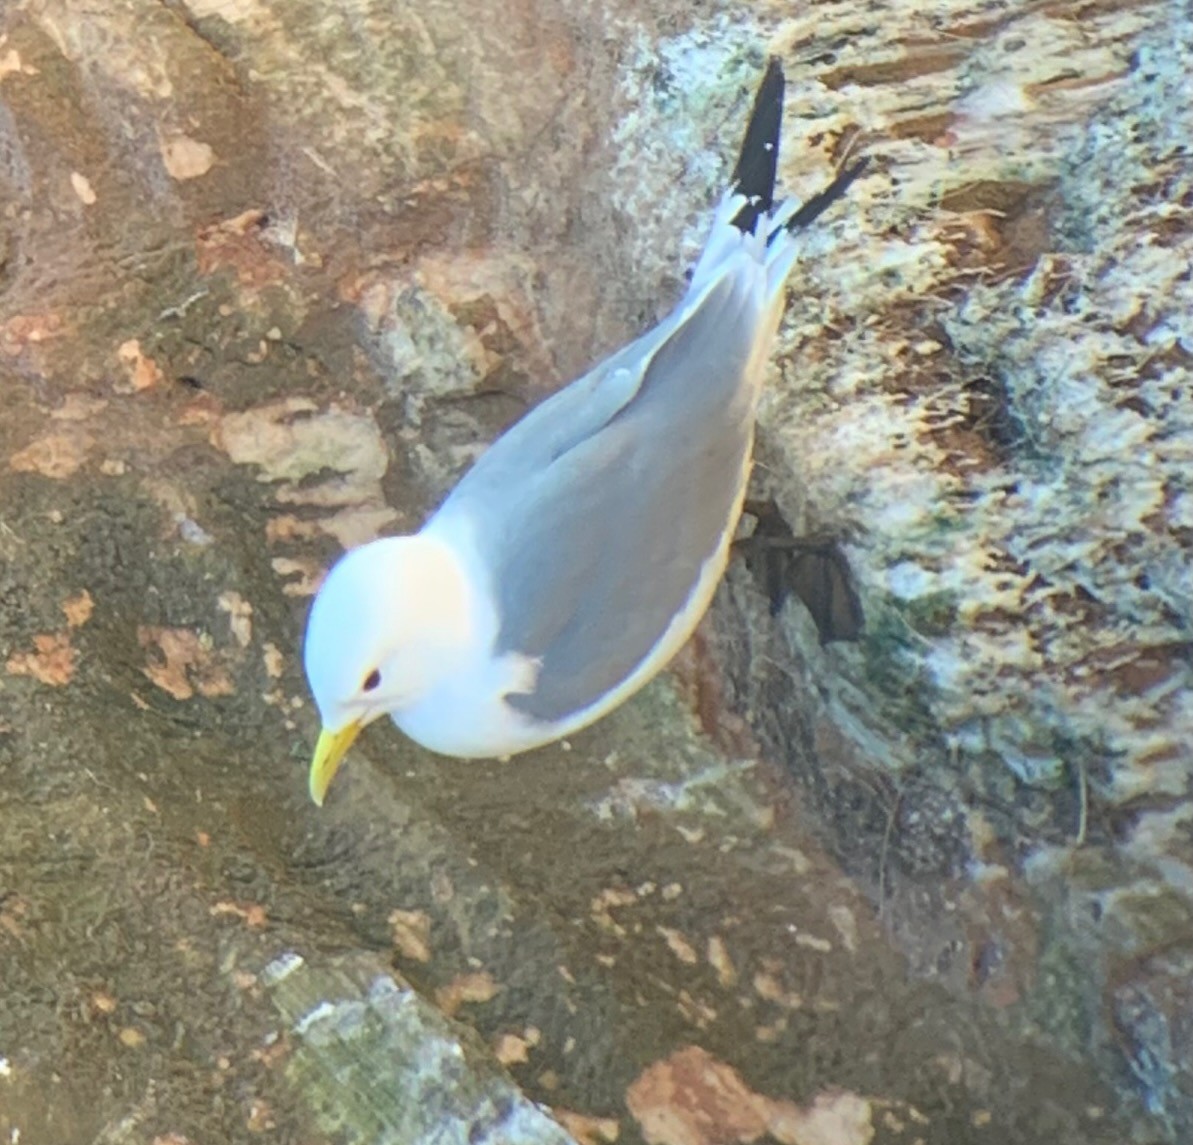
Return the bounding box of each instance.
[369,533,478,703]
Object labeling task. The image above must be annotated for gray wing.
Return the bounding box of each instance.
[436,268,763,723]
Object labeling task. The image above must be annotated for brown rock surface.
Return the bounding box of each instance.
[1,1,1189,1143]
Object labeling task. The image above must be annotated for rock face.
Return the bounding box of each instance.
[0,1,1189,1143]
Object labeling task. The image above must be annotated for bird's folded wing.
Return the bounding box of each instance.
[438,264,763,723]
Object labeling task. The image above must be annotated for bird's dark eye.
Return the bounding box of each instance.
[362,669,381,692]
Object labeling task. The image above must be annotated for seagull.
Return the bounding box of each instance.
[302,58,867,805]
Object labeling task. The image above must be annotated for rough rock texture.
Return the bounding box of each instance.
[262,952,575,1145]
[706,0,1193,1134]
[0,0,1189,1143]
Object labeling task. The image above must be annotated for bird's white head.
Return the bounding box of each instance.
[302,534,472,806]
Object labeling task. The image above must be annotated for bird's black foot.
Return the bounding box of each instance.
[734,499,864,644]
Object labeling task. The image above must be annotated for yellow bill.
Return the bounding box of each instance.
[309,720,363,806]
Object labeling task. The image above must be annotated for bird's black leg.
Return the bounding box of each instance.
[733,499,864,644]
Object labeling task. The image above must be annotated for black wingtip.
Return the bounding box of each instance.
[730,57,785,234]
[785,154,870,233]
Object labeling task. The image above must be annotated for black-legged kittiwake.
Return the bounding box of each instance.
[302,58,867,804]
